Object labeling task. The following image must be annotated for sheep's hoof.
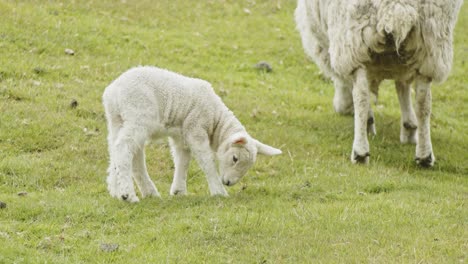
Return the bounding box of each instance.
[401,122,417,144]
[352,151,370,164]
[415,153,434,168]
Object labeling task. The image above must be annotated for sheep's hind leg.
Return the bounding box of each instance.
[132,146,160,198]
[169,137,191,196]
[351,68,371,164]
[367,108,376,136]
[414,76,435,167]
[367,80,380,136]
[396,80,417,144]
[333,78,354,115]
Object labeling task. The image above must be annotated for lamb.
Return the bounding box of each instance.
[103,66,282,202]
[295,0,463,166]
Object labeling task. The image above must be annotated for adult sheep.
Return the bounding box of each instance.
[295,0,463,166]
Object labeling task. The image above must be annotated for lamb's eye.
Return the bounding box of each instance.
[233,155,238,163]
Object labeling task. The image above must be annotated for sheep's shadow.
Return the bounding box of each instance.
[286,106,467,178]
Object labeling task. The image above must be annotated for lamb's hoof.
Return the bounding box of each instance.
[120,194,139,203]
[415,153,435,168]
[170,184,187,196]
[212,193,229,197]
[210,190,229,197]
[170,189,187,196]
[141,188,161,198]
[352,151,370,164]
[141,192,161,199]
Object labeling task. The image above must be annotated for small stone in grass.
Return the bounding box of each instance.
[70,99,78,109]
[0,201,6,209]
[65,48,75,55]
[17,191,28,196]
[33,67,46,74]
[100,243,119,252]
[254,61,273,72]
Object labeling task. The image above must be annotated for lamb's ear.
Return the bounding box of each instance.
[255,140,282,156]
[231,134,248,147]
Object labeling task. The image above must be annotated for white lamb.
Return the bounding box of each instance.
[295,0,463,166]
[103,66,282,202]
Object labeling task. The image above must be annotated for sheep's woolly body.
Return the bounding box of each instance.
[103,67,281,202]
[296,0,462,83]
[295,0,462,165]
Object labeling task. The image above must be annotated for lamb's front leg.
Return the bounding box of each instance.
[396,80,417,144]
[351,68,370,164]
[188,134,228,196]
[132,147,160,198]
[414,75,435,167]
[169,137,191,196]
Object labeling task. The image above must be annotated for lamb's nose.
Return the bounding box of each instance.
[224,180,231,186]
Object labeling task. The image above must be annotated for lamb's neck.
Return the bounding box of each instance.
[211,108,246,151]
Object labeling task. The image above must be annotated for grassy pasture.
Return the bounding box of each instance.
[0,0,467,263]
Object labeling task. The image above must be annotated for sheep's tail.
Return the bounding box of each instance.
[376,1,419,51]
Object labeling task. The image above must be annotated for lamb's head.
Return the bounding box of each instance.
[217,133,282,186]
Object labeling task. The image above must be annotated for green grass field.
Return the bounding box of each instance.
[0,0,467,263]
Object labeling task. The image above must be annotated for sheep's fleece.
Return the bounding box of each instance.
[295,0,463,166]
[103,66,281,202]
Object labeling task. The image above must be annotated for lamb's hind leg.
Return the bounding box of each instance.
[351,68,371,164]
[105,113,122,199]
[169,137,191,195]
[414,75,435,167]
[108,124,146,202]
[396,80,417,144]
[132,146,160,198]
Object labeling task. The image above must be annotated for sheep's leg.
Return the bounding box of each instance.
[395,80,417,144]
[333,78,354,115]
[367,108,376,136]
[351,68,370,164]
[367,80,380,136]
[132,146,160,198]
[414,76,435,167]
[108,125,143,203]
[169,137,191,196]
[188,134,228,196]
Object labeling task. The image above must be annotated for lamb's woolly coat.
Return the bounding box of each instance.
[103,66,280,202]
[104,67,242,150]
[295,0,462,166]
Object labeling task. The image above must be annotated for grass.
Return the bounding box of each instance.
[0,0,467,263]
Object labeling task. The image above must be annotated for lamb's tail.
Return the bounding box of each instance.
[376,1,419,51]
